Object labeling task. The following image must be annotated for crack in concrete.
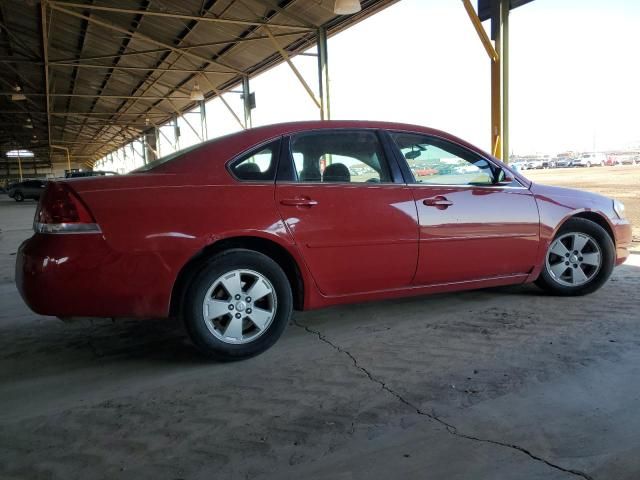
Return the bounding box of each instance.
[294,319,594,480]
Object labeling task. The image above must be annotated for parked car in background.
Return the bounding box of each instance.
[573,153,606,167]
[542,158,557,169]
[615,155,637,166]
[604,155,638,166]
[526,159,544,169]
[6,179,47,202]
[413,166,438,177]
[510,161,528,171]
[16,121,632,360]
[555,157,574,168]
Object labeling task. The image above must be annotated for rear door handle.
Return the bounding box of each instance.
[423,196,453,208]
[280,197,318,207]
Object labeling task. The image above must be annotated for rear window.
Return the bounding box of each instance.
[228,140,280,182]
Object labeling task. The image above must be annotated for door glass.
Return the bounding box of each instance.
[290,130,392,184]
[391,133,496,186]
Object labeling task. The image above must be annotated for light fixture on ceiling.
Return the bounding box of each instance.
[11,85,26,101]
[190,82,205,101]
[334,0,361,15]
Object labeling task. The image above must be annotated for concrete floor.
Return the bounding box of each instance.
[1,196,639,480]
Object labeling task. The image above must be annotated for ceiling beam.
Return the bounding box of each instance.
[0,92,200,99]
[49,5,245,75]
[49,63,233,74]
[41,0,53,161]
[48,30,308,64]
[49,2,314,30]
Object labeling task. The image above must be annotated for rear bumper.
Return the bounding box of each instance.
[613,219,633,266]
[16,233,174,318]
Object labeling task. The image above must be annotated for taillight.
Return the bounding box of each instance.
[34,182,101,234]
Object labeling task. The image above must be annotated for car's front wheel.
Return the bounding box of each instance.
[14,191,24,202]
[536,218,615,296]
[183,249,293,360]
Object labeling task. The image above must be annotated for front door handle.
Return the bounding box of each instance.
[423,196,453,209]
[280,197,318,207]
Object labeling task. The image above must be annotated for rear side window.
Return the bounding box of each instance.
[229,140,280,182]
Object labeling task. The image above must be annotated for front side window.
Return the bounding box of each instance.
[391,132,496,186]
[289,130,392,184]
[229,140,280,182]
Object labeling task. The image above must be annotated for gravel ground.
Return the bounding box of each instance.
[0,192,639,480]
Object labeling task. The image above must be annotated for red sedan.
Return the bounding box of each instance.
[16,121,632,360]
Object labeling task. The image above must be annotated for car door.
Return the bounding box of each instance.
[275,129,419,296]
[25,180,43,198]
[389,131,540,285]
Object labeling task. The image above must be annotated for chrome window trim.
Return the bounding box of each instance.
[407,183,528,190]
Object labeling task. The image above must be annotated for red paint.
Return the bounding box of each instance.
[410,185,540,285]
[15,121,632,319]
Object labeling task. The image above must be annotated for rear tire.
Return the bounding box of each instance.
[14,191,24,202]
[183,249,293,361]
[536,218,615,296]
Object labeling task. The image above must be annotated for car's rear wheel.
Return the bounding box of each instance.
[14,191,24,202]
[536,218,615,296]
[183,249,292,360]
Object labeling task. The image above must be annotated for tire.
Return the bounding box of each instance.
[14,191,24,202]
[586,161,592,168]
[535,218,615,296]
[183,249,293,360]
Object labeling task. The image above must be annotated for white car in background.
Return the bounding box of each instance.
[526,159,544,169]
[573,153,606,167]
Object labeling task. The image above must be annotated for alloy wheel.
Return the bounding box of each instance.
[545,232,602,287]
[201,269,277,344]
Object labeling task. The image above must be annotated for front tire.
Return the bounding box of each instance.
[536,218,615,296]
[183,249,293,360]
[14,191,24,202]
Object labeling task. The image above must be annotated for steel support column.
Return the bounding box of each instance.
[41,1,52,162]
[242,76,252,129]
[500,0,510,163]
[51,145,71,171]
[317,27,330,120]
[17,151,23,182]
[199,100,208,139]
[490,0,509,161]
[462,0,508,160]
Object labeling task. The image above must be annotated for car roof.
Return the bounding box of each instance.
[143,120,497,175]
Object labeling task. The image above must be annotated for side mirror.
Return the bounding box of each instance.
[495,168,514,186]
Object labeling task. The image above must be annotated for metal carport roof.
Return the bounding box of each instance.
[0,0,398,172]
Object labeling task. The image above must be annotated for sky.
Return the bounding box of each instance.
[97,0,640,170]
[243,0,640,155]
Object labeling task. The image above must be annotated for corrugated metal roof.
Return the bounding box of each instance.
[0,0,399,170]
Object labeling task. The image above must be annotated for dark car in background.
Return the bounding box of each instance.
[555,157,574,168]
[6,179,47,202]
[65,170,119,179]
